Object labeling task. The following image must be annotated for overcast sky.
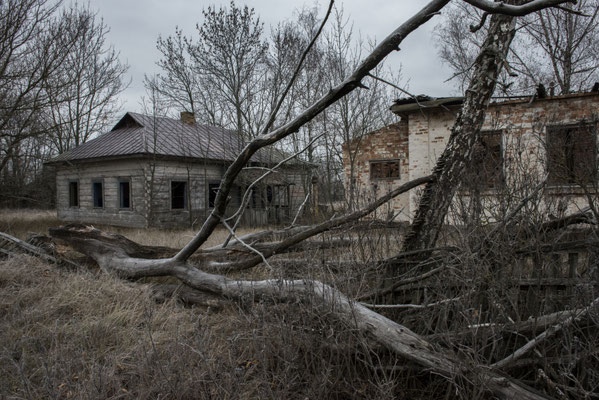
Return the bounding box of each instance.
[87,0,456,114]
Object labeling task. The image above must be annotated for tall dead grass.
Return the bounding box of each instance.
[0,254,415,399]
[0,208,259,249]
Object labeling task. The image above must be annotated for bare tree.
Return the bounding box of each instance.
[43,4,129,153]
[0,0,128,207]
[152,1,269,143]
[0,0,75,174]
[402,2,520,253]
[149,29,203,117]
[436,0,599,94]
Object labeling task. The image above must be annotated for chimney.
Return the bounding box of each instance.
[536,83,547,99]
[180,111,196,125]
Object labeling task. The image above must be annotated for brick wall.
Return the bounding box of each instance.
[344,92,599,221]
[342,120,411,221]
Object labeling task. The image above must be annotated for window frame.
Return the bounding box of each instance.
[473,130,504,190]
[118,177,132,209]
[92,179,104,209]
[208,182,220,208]
[546,122,598,186]
[369,159,401,181]
[170,180,188,210]
[68,180,79,208]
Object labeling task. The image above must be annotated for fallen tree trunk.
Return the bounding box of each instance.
[0,231,82,270]
[49,224,552,399]
[151,283,228,310]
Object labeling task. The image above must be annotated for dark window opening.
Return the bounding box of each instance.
[119,180,131,209]
[472,130,503,189]
[231,185,242,207]
[370,160,400,180]
[171,181,187,209]
[273,185,289,206]
[547,123,597,185]
[208,183,220,208]
[264,185,289,207]
[250,187,258,208]
[68,181,78,207]
[92,181,103,208]
[251,186,267,208]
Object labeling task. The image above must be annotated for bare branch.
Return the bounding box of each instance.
[492,295,599,370]
[261,0,335,135]
[220,219,273,270]
[463,0,576,16]
[173,0,452,262]
[226,174,436,271]
[470,11,489,32]
[49,224,551,400]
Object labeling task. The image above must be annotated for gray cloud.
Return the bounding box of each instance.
[88,0,457,112]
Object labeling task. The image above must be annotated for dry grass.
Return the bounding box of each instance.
[0,208,259,249]
[0,254,410,399]
[0,209,60,239]
[0,210,449,399]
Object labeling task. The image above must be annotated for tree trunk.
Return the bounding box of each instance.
[49,224,551,400]
[402,7,519,255]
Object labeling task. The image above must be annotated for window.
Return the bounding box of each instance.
[92,180,103,208]
[171,181,187,209]
[119,179,131,209]
[68,181,78,207]
[208,183,220,208]
[472,130,503,189]
[547,123,597,185]
[250,187,260,208]
[370,160,400,180]
[272,185,289,206]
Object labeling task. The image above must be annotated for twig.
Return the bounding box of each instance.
[553,5,590,16]
[220,219,273,270]
[481,174,548,245]
[470,12,489,32]
[260,0,335,135]
[221,131,324,247]
[356,265,447,301]
[492,295,599,370]
[463,0,576,16]
[289,189,311,228]
[361,294,466,309]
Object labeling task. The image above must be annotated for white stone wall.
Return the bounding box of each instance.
[346,93,599,222]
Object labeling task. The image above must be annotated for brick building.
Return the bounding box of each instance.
[343,91,599,222]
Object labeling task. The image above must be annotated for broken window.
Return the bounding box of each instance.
[273,185,289,206]
[68,181,78,207]
[250,187,261,208]
[208,183,220,208]
[92,180,103,208]
[370,160,400,180]
[472,130,503,189]
[263,185,289,207]
[547,123,597,185]
[119,179,131,209]
[171,181,187,209]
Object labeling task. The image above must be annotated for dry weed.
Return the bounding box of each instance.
[0,254,410,399]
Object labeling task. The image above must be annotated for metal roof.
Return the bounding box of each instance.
[390,96,464,114]
[47,112,295,165]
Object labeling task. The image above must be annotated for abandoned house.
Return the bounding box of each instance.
[46,112,311,228]
[343,89,599,222]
